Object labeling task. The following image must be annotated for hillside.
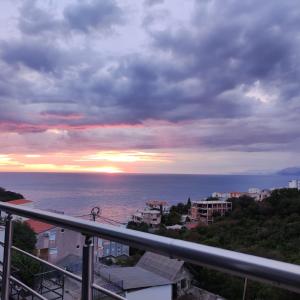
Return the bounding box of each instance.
[157,189,300,299]
[277,167,300,176]
[0,187,24,202]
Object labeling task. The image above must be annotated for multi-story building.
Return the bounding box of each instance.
[189,200,232,225]
[132,209,161,227]
[25,219,88,264]
[146,200,170,214]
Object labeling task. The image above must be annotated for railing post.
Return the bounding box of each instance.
[1,214,13,300]
[242,277,248,300]
[81,235,94,300]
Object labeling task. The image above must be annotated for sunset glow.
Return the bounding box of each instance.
[0,0,299,174]
[0,152,169,173]
[79,151,169,163]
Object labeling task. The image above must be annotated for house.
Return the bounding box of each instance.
[228,192,246,198]
[99,251,192,299]
[25,220,86,264]
[211,192,230,200]
[189,200,232,225]
[258,189,271,201]
[146,200,170,214]
[99,265,172,300]
[25,219,57,262]
[5,199,34,221]
[131,209,161,228]
[137,252,193,299]
[248,187,261,194]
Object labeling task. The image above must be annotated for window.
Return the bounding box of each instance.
[181,279,187,289]
[49,230,56,241]
[49,248,58,255]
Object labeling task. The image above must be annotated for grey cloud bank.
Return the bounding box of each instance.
[0,0,299,171]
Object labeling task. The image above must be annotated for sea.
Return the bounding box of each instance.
[0,172,295,222]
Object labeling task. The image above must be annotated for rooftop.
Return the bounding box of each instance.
[25,219,55,234]
[146,200,168,206]
[99,266,171,290]
[7,199,33,205]
[137,252,184,282]
[192,200,230,204]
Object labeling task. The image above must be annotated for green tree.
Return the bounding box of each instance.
[12,221,40,287]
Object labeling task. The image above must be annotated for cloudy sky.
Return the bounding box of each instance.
[0,0,299,174]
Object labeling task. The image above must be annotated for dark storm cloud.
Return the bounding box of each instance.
[64,0,125,33]
[0,0,300,153]
[0,40,64,73]
[18,0,125,36]
[18,1,62,36]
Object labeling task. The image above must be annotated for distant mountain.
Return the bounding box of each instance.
[277,167,300,176]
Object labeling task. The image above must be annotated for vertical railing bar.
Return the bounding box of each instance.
[81,235,94,300]
[1,214,13,300]
[242,277,248,300]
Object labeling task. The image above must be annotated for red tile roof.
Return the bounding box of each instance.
[25,219,54,234]
[184,222,199,230]
[7,199,33,205]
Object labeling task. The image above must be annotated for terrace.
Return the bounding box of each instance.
[0,201,300,299]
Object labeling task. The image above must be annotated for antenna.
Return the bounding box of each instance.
[90,206,101,222]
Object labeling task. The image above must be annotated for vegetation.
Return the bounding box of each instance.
[0,187,24,202]
[128,190,300,299]
[158,189,300,299]
[12,221,40,287]
[127,221,149,232]
[0,186,39,287]
[13,220,37,252]
[161,198,191,226]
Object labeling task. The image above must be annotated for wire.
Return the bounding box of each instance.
[73,213,126,225]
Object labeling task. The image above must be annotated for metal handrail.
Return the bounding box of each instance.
[0,242,126,300]
[1,202,300,295]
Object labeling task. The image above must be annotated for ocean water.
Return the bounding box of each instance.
[0,172,295,222]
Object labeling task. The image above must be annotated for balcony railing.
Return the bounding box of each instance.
[0,201,300,299]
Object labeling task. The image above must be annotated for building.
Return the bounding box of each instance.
[248,187,261,194]
[99,251,192,300]
[228,192,247,198]
[25,219,57,262]
[146,200,170,214]
[211,192,230,200]
[189,200,232,225]
[247,189,271,201]
[131,209,161,227]
[25,219,86,264]
[137,252,192,298]
[99,265,172,300]
[288,179,300,189]
[4,199,34,221]
[99,239,129,258]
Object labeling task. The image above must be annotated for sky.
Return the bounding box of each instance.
[0,0,300,174]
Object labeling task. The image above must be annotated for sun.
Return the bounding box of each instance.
[90,166,123,173]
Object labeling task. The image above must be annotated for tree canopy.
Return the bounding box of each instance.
[0,187,24,202]
[153,190,300,299]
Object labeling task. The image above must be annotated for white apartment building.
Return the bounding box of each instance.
[288,179,300,189]
[132,209,161,227]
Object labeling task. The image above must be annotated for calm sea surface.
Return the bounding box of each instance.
[0,172,295,222]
